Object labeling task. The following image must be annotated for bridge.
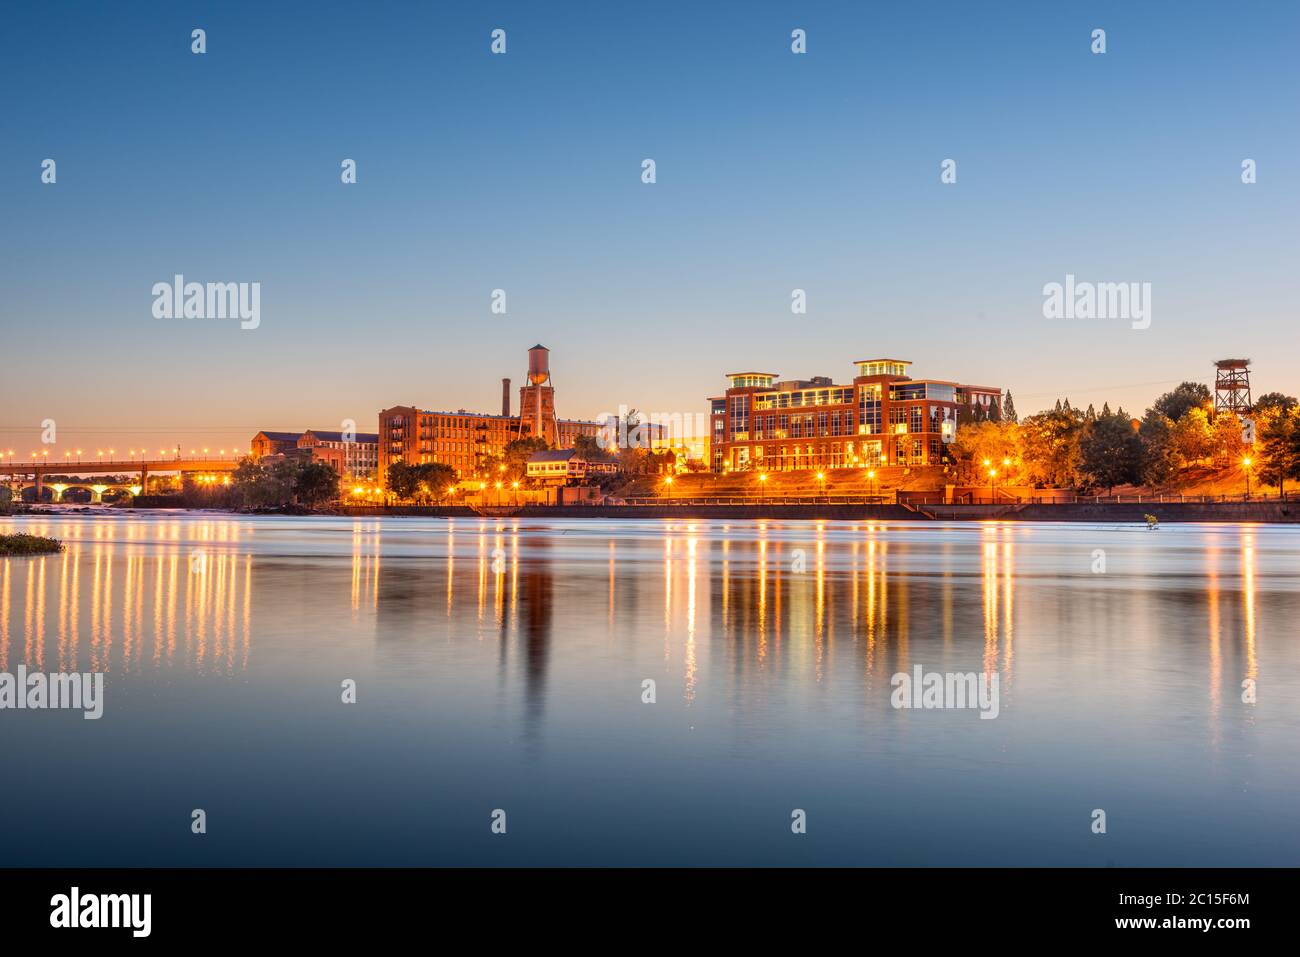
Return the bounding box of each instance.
[0,456,240,501]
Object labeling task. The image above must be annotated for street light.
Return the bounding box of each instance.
[988,468,997,496]
[758,472,768,501]
[816,471,826,502]
[1243,456,1252,499]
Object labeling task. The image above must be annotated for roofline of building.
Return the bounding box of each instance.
[402,408,607,426]
[724,371,779,378]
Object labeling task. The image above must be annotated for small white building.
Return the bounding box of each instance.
[526,449,618,485]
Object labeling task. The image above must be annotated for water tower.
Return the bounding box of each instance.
[517,344,559,445]
[1213,358,1252,414]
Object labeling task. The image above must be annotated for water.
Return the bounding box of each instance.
[1,512,1297,866]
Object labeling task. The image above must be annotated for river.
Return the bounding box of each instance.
[1,512,1297,865]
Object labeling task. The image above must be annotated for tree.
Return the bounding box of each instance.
[231,455,298,508]
[230,455,336,508]
[1150,381,1212,423]
[231,456,267,502]
[621,408,645,448]
[1169,407,1214,467]
[1138,411,1178,486]
[573,434,604,460]
[1210,411,1248,466]
[1002,390,1018,424]
[1253,392,1297,415]
[1257,407,1300,498]
[895,433,917,466]
[386,461,459,502]
[949,420,1021,484]
[296,461,340,508]
[386,462,420,501]
[1079,413,1142,493]
[503,437,549,479]
[1019,409,1083,487]
[413,462,456,502]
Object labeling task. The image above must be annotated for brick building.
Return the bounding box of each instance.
[378,345,605,484]
[709,358,1001,472]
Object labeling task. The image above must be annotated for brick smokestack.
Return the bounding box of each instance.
[502,378,511,417]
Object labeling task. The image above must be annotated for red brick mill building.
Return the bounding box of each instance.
[708,359,1001,473]
[377,345,606,482]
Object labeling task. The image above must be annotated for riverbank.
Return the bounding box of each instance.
[333,500,1300,523]
[13,500,1291,524]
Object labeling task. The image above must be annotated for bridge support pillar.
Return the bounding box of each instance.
[34,474,43,502]
[140,466,148,495]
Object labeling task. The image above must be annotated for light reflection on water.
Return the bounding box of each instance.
[0,513,1297,866]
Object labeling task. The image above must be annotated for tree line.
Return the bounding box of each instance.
[950,383,1300,494]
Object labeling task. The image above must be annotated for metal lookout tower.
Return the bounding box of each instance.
[1213,358,1253,414]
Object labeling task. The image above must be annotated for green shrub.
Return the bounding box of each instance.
[0,533,65,555]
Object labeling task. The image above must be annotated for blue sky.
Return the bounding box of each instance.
[2,1,1297,455]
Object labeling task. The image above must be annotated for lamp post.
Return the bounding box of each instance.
[867,469,876,499]
[816,471,826,503]
[988,468,997,499]
[758,472,767,502]
[1243,457,1252,499]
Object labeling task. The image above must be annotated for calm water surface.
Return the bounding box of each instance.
[1,512,1297,866]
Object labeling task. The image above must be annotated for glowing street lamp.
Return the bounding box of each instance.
[758,471,768,501]
[1243,456,1252,499]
